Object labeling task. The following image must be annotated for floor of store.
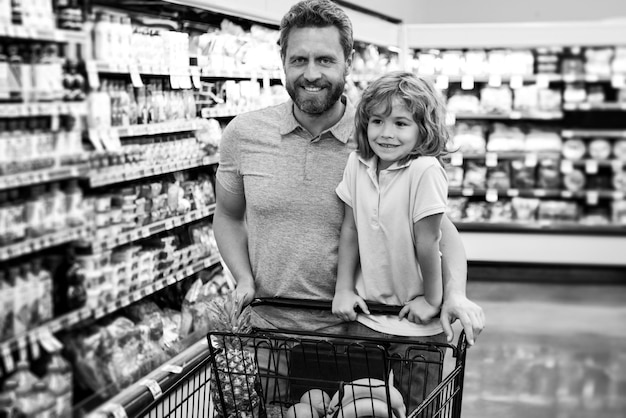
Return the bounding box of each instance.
[458,280,626,418]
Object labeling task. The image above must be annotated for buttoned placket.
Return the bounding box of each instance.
[366,164,381,228]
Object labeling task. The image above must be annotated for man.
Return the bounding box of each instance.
[214,0,484,345]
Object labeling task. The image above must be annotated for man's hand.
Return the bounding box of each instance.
[332,290,369,322]
[440,294,485,346]
[399,296,441,324]
[234,281,255,307]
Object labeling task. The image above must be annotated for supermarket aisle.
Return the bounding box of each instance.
[460,281,626,418]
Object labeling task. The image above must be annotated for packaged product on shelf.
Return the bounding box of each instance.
[586,85,606,104]
[563,169,586,192]
[537,88,562,112]
[0,270,13,341]
[446,90,481,114]
[464,201,489,222]
[450,123,486,153]
[561,47,585,75]
[445,165,464,188]
[613,171,626,193]
[4,360,42,416]
[585,47,614,77]
[10,265,30,335]
[440,50,464,76]
[462,161,487,189]
[535,47,561,74]
[480,86,512,114]
[486,161,511,190]
[446,197,467,221]
[489,201,514,222]
[511,197,540,221]
[562,138,587,161]
[513,85,539,111]
[588,138,612,160]
[563,82,587,103]
[538,201,579,223]
[524,130,563,153]
[463,50,487,76]
[581,208,611,225]
[612,200,626,224]
[487,124,525,152]
[536,158,561,189]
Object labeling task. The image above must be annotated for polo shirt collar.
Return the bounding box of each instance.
[279,96,354,144]
[358,154,412,174]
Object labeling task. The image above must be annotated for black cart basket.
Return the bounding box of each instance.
[206,298,468,418]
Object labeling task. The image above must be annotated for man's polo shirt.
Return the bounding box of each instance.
[216,97,356,331]
[336,151,447,336]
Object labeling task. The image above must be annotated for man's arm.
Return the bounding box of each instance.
[213,180,255,305]
[439,215,485,345]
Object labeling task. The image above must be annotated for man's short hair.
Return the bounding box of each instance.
[279,0,353,60]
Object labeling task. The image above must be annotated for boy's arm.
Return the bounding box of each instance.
[213,180,255,305]
[414,213,444,307]
[439,216,485,345]
[333,204,368,321]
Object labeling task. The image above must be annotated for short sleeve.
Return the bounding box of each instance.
[215,120,244,194]
[335,151,358,207]
[412,162,448,223]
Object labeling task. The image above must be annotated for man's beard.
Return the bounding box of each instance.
[286,77,345,115]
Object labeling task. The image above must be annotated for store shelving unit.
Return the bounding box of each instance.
[404,19,626,277]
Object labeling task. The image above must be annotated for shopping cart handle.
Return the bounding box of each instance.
[251,297,404,315]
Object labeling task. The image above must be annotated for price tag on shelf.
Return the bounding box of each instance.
[509,74,524,89]
[611,74,625,88]
[525,153,538,167]
[488,74,502,87]
[586,191,599,205]
[445,111,456,126]
[88,129,104,151]
[506,189,519,197]
[129,64,143,87]
[578,102,592,110]
[461,75,474,90]
[509,110,522,119]
[585,74,600,82]
[17,337,27,362]
[29,333,41,360]
[191,67,202,89]
[451,152,463,166]
[262,73,271,90]
[461,188,475,196]
[613,191,625,200]
[140,379,163,400]
[585,159,599,174]
[563,73,577,83]
[435,74,449,90]
[485,189,499,202]
[485,152,498,167]
[161,364,183,374]
[611,160,624,172]
[85,60,100,89]
[1,345,15,373]
[561,190,574,198]
[560,159,574,173]
[533,189,547,197]
[536,74,550,89]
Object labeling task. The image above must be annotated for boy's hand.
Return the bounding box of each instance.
[332,290,369,322]
[399,296,441,324]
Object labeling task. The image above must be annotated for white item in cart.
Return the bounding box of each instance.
[562,138,587,160]
[614,140,626,161]
[588,138,612,160]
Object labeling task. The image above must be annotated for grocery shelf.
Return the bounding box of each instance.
[88,154,219,187]
[449,187,624,201]
[0,164,88,191]
[200,67,283,80]
[418,73,622,84]
[455,221,626,236]
[201,104,265,118]
[0,25,87,43]
[453,110,563,120]
[0,224,94,262]
[0,101,87,118]
[457,151,562,160]
[0,254,221,373]
[110,118,204,138]
[96,61,194,76]
[89,204,216,253]
[92,254,220,320]
[561,129,626,138]
[563,102,626,111]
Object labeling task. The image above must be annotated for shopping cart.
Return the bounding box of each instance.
[207,298,468,418]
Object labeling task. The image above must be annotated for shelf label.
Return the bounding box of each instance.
[561,190,574,198]
[586,191,599,205]
[506,189,519,197]
[29,333,41,360]
[611,160,624,172]
[461,75,474,90]
[533,189,547,197]
[509,74,524,89]
[191,67,202,89]
[485,152,498,167]
[611,74,626,88]
[561,130,574,138]
[585,159,599,174]
[536,74,550,89]
[85,60,100,89]
[485,189,499,202]
[461,188,475,196]
[488,74,502,87]
[525,153,538,167]
[140,379,163,400]
[130,64,143,87]
[560,159,574,173]
[435,74,449,90]
[445,111,456,126]
[1,345,15,373]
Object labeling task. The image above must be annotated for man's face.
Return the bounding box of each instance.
[282,26,351,115]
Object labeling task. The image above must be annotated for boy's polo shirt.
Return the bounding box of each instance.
[336,151,447,336]
[216,97,356,331]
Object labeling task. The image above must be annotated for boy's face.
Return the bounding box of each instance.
[367,98,420,171]
[282,26,352,115]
